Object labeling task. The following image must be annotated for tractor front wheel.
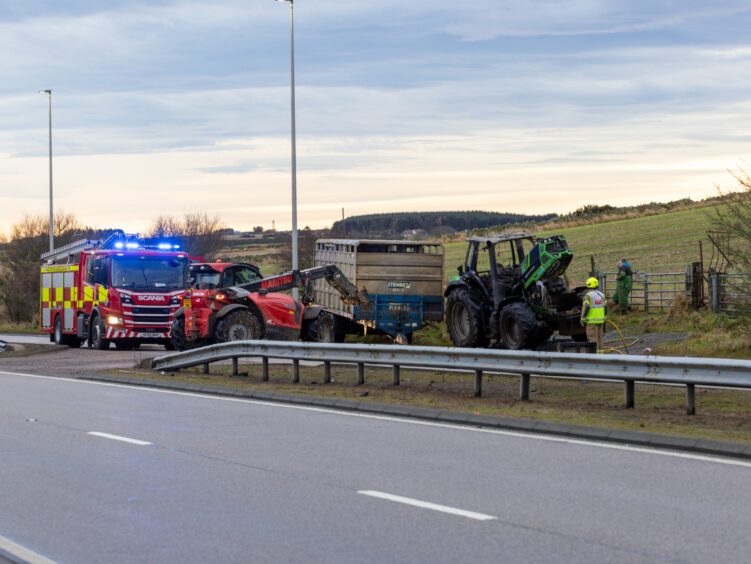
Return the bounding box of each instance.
[499,302,539,350]
[214,310,263,343]
[446,287,489,348]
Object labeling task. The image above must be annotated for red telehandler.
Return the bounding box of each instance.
[170,262,367,350]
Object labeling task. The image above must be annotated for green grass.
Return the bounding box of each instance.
[0,322,39,335]
[115,362,751,444]
[444,204,718,286]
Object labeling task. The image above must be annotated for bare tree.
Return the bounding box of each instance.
[146,212,226,260]
[711,169,751,270]
[0,211,84,323]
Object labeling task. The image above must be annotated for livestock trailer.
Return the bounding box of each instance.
[313,239,444,343]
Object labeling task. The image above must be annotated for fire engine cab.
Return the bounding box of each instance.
[40,231,189,350]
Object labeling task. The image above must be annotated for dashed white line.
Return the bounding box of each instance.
[87,432,152,446]
[358,490,497,521]
[0,533,56,564]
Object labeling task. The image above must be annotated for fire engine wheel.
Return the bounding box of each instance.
[91,315,111,350]
[315,311,345,343]
[53,316,64,346]
[215,310,263,343]
[499,302,539,350]
[446,287,489,348]
[170,316,188,351]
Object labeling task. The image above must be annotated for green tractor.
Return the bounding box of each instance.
[445,232,587,349]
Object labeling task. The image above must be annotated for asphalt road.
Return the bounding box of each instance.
[1,370,751,564]
[0,334,52,346]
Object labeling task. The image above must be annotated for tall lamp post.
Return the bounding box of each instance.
[276,0,299,299]
[39,89,54,252]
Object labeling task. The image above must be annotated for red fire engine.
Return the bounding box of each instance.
[40,231,189,350]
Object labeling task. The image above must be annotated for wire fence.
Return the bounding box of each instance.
[709,273,751,315]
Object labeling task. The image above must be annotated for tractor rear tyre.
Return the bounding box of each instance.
[170,315,188,351]
[446,287,489,348]
[214,309,263,343]
[499,302,539,350]
[314,311,345,343]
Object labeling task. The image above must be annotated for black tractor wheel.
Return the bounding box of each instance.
[499,302,539,350]
[91,315,110,350]
[536,327,554,346]
[446,287,489,348]
[315,311,345,343]
[170,315,188,351]
[214,309,263,343]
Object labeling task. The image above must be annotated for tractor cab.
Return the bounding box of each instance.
[446,232,586,350]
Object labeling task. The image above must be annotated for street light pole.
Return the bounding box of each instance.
[39,89,54,252]
[276,0,299,299]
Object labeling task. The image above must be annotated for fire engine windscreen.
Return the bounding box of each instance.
[110,256,188,291]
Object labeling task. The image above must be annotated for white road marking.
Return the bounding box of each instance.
[87,432,152,446]
[0,533,56,564]
[358,490,497,521]
[2,370,750,469]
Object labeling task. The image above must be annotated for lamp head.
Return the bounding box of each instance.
[38,89,52,94]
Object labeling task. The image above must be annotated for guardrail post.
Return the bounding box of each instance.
[232,357,239,377]
[203,363,209,374]
[357,363,365,385]
[686,384,696,416]
[520,373,530,401]
[474,370,483,397]
[393,365,401,386]
[324,361,331,384]
[625,380,635,408]
[262,357,269,382]
[293,359,300,384]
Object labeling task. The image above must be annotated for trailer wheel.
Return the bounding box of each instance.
[91,314,110,350]
[315,311,345,343]
[170,315,188,351]
[215,309,263,342]
[446,288,489,348]
[499,302,539,350]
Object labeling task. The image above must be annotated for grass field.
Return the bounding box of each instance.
[443,205,718,286]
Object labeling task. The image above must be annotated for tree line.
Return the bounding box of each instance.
[330,211,557,238]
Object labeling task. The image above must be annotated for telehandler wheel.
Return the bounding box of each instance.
[170,315,188,351]
[314,310,345,343]
[91,314,110,350]
[446,287,489,348]
[215,309,263,343]
[499,302,539,350]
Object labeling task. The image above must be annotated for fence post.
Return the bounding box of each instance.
[686,384,696,416]
[203,363,209,374]
[710,272,720,313]
[393,365,401,386]
[262,357,269,382]
[292,359,300,384]
[625,380,635,408]
[232,357,239,377]
[520,373,530,401]
[357,363,365,385]
[474,370,483,397]
[643,275,649,313]
[324,361,331,384]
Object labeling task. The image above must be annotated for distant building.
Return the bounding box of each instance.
[401,228,429,240]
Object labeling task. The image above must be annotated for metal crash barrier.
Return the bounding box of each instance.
[152,341,751,416]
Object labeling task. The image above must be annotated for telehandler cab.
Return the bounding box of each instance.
[170,262,367,350]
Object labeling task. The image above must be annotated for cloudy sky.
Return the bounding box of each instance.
[2,0,751,233]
